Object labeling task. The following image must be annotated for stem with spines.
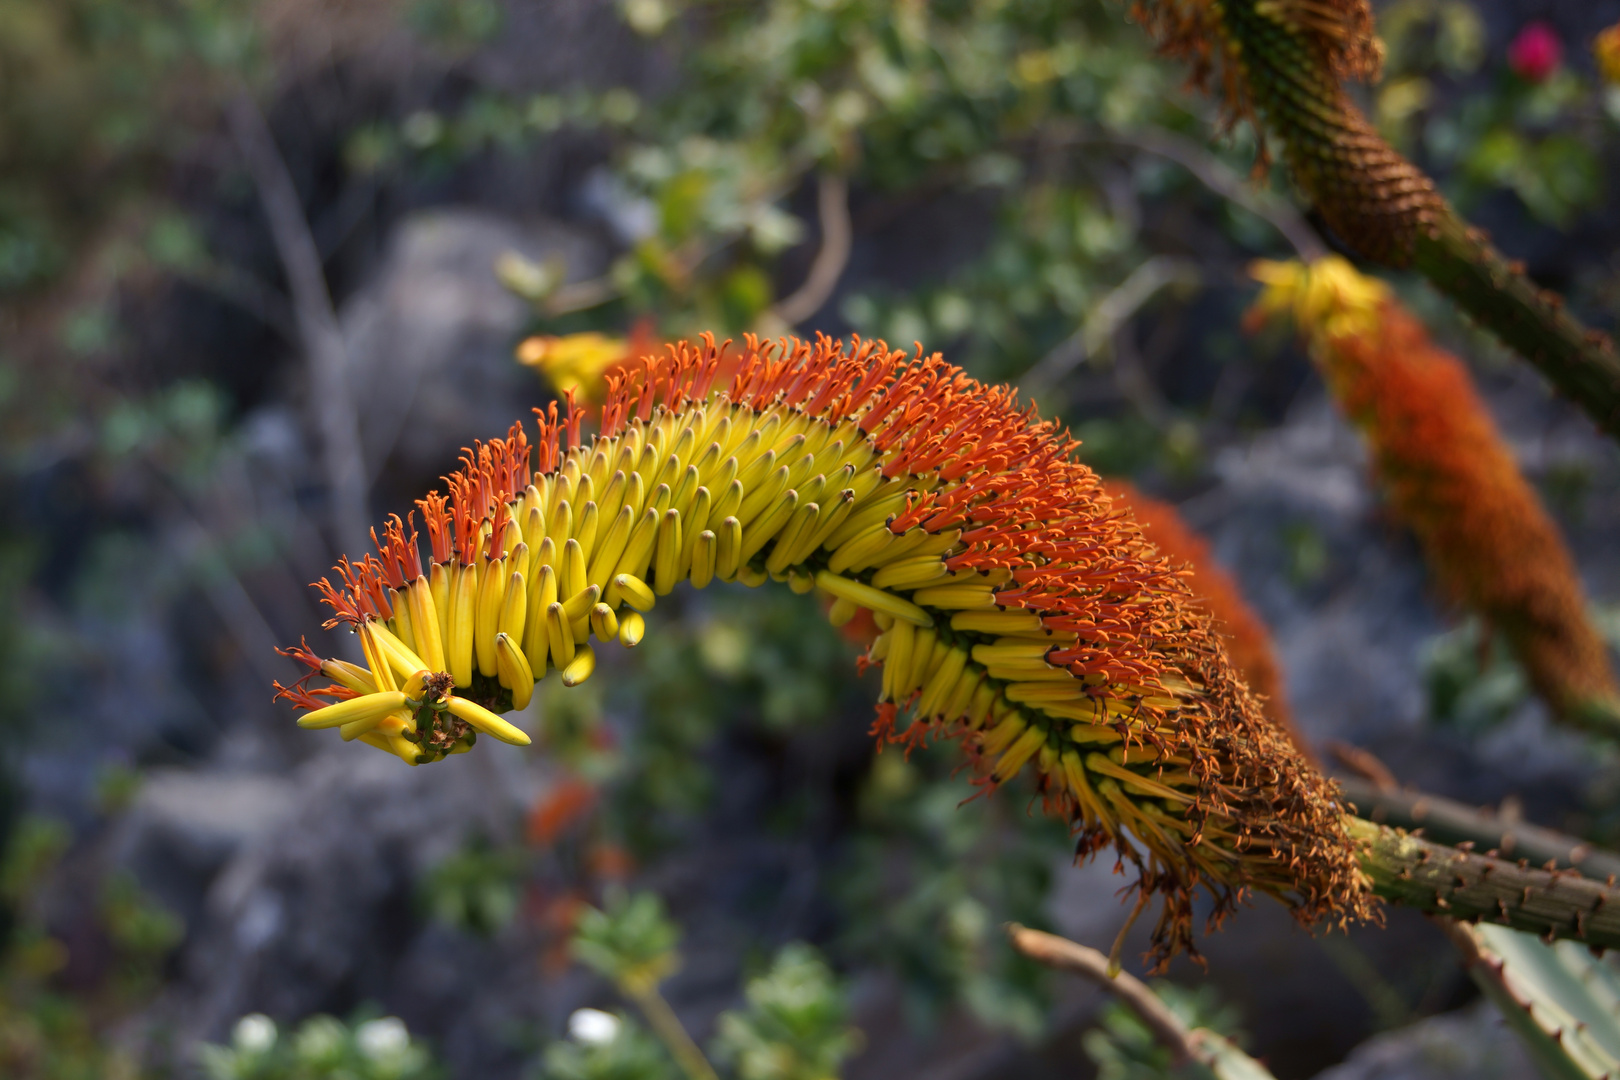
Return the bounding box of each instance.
[1160,0,1620,438]
[1351,817,1620,948]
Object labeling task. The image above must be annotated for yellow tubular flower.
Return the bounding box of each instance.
[1595,23,1620,86]
[275,334,1371,966]
[515,332,633,403]
[1249,260,1620,733]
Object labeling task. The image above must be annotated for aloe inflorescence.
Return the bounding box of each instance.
[1248,258,1620,736]
[275,335,1373,964]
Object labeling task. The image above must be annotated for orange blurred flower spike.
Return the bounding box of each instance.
[1250,259,1620,730]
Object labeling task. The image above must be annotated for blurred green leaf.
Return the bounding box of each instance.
[408,0,501,50]
[144,212,207,271]
[1423,618,1530,732]
[0,817,68,905]
[419,837,526,938]
[711,944,861,1080]
[574,890,682,997]
[836,747,1067,1036]
[198,1012,437,1080]
[543,1011,679,1080]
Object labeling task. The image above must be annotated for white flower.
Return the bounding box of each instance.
[355,1017,411,1060]
[568,1008,622,1046]
[233,1014,277,1054]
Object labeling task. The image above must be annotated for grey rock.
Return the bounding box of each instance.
[147,735,541,1071]
[113,770,299,931]
[1311,1002,1535,1080]
[339,208,606,491]
[1196,388,1615,813]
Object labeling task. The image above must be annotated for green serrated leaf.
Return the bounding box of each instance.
[1454,922,1620,1080]
[711,943,861,1080]
[1191,1031,1277,1080]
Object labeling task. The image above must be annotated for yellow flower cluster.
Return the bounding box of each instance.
[1246,257,1388,345]
[1597,23,1620,86]
[516,332,631,402]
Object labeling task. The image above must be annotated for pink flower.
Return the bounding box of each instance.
[1509,22,1562,83]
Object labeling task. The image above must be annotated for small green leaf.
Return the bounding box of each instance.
[711,943,862,1080]
[573,890,682,997]
[419,838,525,937]
[544,1011,679,1080]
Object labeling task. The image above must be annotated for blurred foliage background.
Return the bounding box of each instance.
[2,0,1619,1078]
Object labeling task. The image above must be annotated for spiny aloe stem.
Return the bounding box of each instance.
[1350,817,1620,949]
[1412,216,1620,438]
[1341,778,1620,883]
[1137,0,1620,438]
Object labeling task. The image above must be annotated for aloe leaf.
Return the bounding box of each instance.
[1190,1029,1279,1080]
[1446,921,1620,1080]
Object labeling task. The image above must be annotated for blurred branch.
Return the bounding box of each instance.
[543,274,622,317]
[1069,128,1328,262]
[537,172,850,327]
[144,460,290,689]
[1021,256,1200,396]
[177,518,290,691]
[227,90,371,557]
[1110,307,1175,428]
[770,172,852,327]
[1327,740,1399,793]
[1339,777,1620,883]
[625,985,720,1080]
[1006,924,1272,1076]
[1008,924,1193,1059]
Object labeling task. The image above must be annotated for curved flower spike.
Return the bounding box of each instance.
[277,334,1372,965]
